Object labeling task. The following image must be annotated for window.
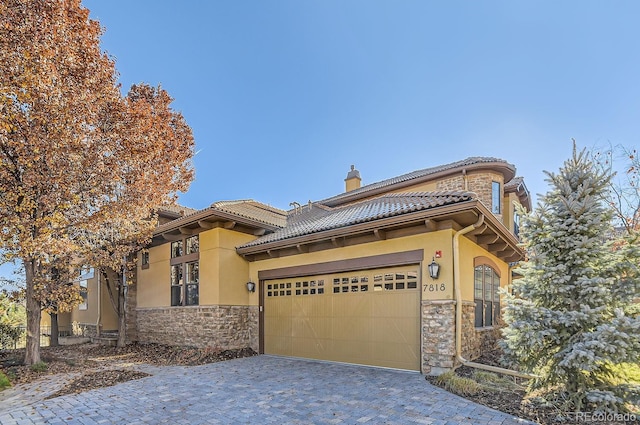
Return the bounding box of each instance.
[170,264,183,306]
[491,181,501,214]
[141,250,150,269]
[474,264,500,327]
[170,235,200,306]
[186,235,199,255]
[78,281,88,310]
[185,261,199,306]
[514,209,521,238]
[79,266,94,280]
[171,240,183,258]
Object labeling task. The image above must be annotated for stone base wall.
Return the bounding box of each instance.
[73,323,99,338]
[422,300,501,375]
[460,302,501,361]
[422,300,455,375]
[136,305,259,351]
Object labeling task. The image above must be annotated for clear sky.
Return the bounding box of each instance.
[1,1,639,282]
[82,0,639,211]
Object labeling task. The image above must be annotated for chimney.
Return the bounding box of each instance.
[344,165,361,192]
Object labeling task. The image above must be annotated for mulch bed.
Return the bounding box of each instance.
[45,369,151,399]
[425,350,638,425]
[0,342,257,397]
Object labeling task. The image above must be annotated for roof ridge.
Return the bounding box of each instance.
[320,157,512,206]
[211,199,287,215]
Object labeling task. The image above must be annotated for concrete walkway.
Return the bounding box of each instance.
[0,356,534,424]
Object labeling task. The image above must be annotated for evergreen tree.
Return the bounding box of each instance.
[501,145,640,413]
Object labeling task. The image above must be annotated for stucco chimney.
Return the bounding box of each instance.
[345,165,361,192]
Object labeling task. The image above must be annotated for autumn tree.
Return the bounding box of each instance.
[0,1,194,363]
[38,255,82,346]
[593,144,639,235]
[79,84,195,348]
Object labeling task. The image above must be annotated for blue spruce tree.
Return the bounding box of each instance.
[501,145,640,413]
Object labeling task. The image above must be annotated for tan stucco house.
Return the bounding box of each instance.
[54,156,531,375]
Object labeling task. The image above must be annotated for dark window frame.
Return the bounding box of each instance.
[141,251,150,269]
[491,181,501,214]
[170,235,200,307]
[473,259,501,328]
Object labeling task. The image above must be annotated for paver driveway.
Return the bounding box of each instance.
[0,355,533,425]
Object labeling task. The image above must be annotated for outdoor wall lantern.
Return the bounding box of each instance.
[246,281,256,292]
[428,258,440,279]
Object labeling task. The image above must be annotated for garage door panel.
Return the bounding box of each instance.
[332,316,373,341]
[292,337,330,359]
[265,266,420,371]
[332,295,371,317]
[292,296,328,317]
[372,292,419,318]
[372,317,420,343]
[265,335,292,356]
[292,316,332,339]
[329,340,374,363]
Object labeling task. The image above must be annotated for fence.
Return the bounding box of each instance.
[4,325,73,349]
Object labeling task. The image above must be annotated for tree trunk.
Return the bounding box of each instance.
[50,312,59,347]
[24,258,42,365]
[117,278,127,348]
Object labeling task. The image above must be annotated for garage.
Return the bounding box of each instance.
[263,265,421,371]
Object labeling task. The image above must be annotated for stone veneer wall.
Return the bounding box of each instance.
[436,172,504,222]
[422,300,501,375]
[422,300,456,375]
[136,305,259,351]
[125,283,138,343]
[460,302,501,361]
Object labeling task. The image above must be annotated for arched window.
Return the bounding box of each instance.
[474,258,501,328]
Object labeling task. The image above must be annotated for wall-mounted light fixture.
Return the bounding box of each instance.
[428,258,440,279]
[246,281,256,292]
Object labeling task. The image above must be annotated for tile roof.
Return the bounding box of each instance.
[154,200,287,236]
[504,176,525,191]
[210,200,287,228]
[320,157,513,206]
[239,191,475,248]
[157,204,198,216]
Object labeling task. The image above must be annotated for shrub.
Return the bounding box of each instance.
[30,361,48,372]
[0,323,23,349]
[0,371,10,391]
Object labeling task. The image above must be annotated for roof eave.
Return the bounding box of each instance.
[237,200,524,263]
[154,208,282,238]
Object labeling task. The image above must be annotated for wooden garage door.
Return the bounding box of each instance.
[264,266,421,371]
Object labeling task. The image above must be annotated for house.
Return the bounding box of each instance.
[61,156,531,375]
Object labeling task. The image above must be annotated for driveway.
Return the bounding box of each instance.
[0,355,532,424]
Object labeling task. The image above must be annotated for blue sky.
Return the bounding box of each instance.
[1,1,639,282]
[82,1,638,212]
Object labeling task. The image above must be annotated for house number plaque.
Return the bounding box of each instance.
[423,283,446,292]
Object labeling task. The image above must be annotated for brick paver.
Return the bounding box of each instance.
[0,356,534,424]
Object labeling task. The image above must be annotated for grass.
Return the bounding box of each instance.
[434,371,483,396]
[434,369,525,397]
[471,370,524,391]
